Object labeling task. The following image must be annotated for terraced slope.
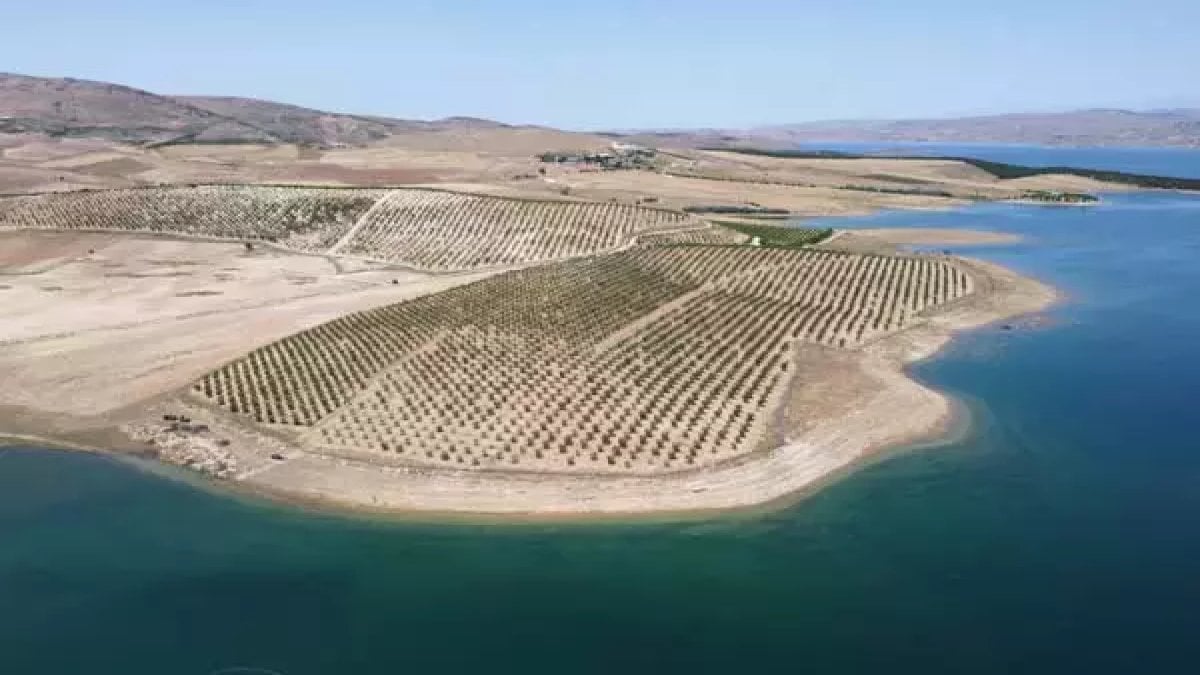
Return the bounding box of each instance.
[194,246,974,474]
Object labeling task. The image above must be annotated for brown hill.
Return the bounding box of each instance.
[0,73,516,148]
[171,95,410,146]
[0,73,274,144]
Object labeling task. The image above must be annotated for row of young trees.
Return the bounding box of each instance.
[196,244,976,474]
[340,189,696,271]
[1,186,844,275]
[636,224,749,246]
[715,249,972,346]
[312,288,798,473]
[197,252,696,426]
[715,220,833,247]
[0,186,709,270]
[0,186,386,251]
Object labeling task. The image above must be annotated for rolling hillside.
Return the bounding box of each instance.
[0,72,512,147]
[0,73,280,144]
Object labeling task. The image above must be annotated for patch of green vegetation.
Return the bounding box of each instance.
[735,213,793,220]
[1019,190,1099,203]
[683,205,791,216]
[960,159,1200,190]
[714,220,833,247]
[832,184,958,198]
[862,173,936,185]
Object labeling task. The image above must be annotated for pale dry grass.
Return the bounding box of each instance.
[0,231,495,416]
[38,149,144,169]
[839,228,1022,246]
[662,149,1128,199]
[371,127,613,154]
[555,170,967,216]
[155,143,302,162]
[0,131,1134,208]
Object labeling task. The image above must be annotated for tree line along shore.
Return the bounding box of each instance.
[708,146,1200,192]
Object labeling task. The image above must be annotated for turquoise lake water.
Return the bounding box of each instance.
[4,148,1200,673]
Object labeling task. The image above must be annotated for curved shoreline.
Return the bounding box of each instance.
[0,391,976,527]
[234,258,1053,518]
[1,241,1058,522]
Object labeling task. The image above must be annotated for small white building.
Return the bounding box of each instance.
[610,141,655,157]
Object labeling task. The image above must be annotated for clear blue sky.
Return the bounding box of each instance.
[4,0,1197,129]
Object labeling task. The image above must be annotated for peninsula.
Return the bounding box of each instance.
[0,74,1084,517]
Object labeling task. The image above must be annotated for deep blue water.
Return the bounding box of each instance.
[796,140,1200,179]
[4,170,1200,671]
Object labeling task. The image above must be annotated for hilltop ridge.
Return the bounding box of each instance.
[7,72,1200,150]
[0,72,514,147]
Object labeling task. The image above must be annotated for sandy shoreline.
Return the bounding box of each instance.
[220,258,1053,519]
[2,259,1055,522]
[843,227,1023,246]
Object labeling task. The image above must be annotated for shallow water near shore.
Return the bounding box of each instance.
[5,188,1200,673]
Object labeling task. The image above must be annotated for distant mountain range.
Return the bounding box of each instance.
[3,72,1199,149]
[0,72,510,147]
[614,109,1200,150]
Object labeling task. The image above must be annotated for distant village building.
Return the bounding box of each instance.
[537,142,657,170]
[609,141,654,157]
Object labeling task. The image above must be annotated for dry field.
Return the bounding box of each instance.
[833,228,1022,247]
[665,149,1125,198]
[543,148,1126,218]
[0,131,1125,221]
[551,169,972,217]
[0,128,607,193]
[0,231,492,420]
